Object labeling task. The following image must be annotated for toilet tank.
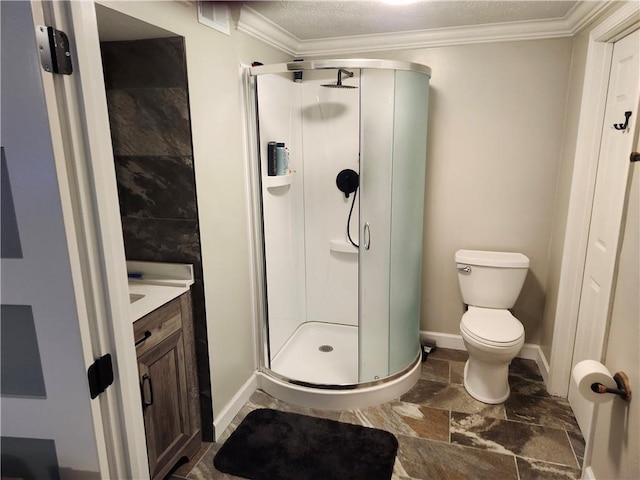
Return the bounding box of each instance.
[455,250,529,308]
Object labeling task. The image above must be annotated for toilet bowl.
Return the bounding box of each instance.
[455,250,529,404]
[460,306,524,403]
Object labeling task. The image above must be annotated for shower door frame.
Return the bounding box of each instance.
[245,59,431,391]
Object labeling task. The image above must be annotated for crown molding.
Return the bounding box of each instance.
[237,6,298,56]
[237,2,612,57]
[173,0,196,8]
[566,0,617,34]
[294,19,574,56]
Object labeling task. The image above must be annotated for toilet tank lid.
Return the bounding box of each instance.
[455,250,529,268]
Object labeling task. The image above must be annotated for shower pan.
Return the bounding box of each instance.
[246,59,431,409]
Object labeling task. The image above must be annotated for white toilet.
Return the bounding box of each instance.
[455,249,529,404]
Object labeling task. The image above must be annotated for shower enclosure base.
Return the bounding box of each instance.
[260,321,421,411]
[271,322,358,385]
[257,355,421,411]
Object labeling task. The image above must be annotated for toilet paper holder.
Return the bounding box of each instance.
[591,371,632,402]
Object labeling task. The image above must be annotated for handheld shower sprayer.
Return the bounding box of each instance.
[336,169,360,248]
[336,169,359,198]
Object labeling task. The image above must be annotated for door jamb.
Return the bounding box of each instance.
[35,0,149,477]
[547,3,640,398]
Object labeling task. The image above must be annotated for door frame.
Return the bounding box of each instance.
[548,2,640,398]
[34,0,149,477]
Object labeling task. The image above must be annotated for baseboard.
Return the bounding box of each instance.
[536,347,551,385]
[583,466,596,480]
[420,331,548,381]
[213,373,258,441]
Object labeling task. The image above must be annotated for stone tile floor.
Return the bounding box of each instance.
[170,348,584,480]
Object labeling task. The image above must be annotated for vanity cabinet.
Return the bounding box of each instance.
[134,292,201,480]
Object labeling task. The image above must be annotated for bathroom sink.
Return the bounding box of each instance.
[126,261,194,322]
[129,293,145,304]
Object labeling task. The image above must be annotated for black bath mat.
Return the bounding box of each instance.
[213,408,398,480]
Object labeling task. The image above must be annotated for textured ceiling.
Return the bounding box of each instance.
[242,1,579,40]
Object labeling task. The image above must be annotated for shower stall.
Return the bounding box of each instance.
[246,59,431,409]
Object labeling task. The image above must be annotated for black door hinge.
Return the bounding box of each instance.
[631,152,640,163]
[35,25,73,75]
[88,353,114,399]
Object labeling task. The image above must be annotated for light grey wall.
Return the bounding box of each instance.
[97,1,291,421]
[538,0,631,367]
[539,29,590,360]
[330,39,573,343]
[99,33,215,440]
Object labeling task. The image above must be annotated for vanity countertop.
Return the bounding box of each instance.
[127,261,194,323]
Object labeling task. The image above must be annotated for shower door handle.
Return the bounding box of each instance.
[363,222,371,250]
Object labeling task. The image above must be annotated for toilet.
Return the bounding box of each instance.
[455,249,529,404]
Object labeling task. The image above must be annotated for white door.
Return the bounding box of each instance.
[1,1,105,478]
[588,145,640,480]
[568,29,640,436]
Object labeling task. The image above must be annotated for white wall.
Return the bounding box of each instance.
[538,29,590,361]
[257,73,306,356]
[326,39,573,343]
[97,1,291,420]
[301,70,360,327]
[258,69,360,358]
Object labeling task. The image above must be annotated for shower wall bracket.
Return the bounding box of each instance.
[264,172,294,189]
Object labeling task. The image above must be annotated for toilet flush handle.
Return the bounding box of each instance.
[457,265,471,273]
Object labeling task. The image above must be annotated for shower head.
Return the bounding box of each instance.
[321,68,357,89]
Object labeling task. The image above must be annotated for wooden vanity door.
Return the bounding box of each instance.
[138,327,191,479]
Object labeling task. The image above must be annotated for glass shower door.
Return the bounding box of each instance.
[358,69,395,382]
[359,68,430,382]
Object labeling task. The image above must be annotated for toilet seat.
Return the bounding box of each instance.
[461,307,524,347]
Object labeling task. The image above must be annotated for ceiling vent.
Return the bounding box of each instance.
[197,1,230,36]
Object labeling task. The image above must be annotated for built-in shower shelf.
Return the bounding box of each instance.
[330,240,358,254]
[264,173,294,189]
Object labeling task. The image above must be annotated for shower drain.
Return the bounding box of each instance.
[318,345,334,353]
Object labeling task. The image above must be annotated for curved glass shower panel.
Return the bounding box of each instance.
[250,60,430,394]
[388,70,430,375]
[358,69,430,382]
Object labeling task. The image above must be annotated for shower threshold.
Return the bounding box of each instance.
[271,322,358,386]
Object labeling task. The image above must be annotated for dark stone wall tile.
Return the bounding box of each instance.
[191,280,213,441]
[114,155,197,219]
[100,37,187,89]
[193,261,204,281]
[121,217,200,264]
[103,37,212,441]
[106,88,192,156]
